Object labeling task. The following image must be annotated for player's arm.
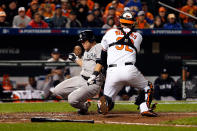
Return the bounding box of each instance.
[87,49,107,85]
[75,58,83,67]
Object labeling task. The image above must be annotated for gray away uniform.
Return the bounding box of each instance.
[52,44,103,110]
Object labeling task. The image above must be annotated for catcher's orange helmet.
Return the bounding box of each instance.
[119,11,135,24]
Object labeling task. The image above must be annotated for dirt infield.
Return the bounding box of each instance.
[1,111,197,125]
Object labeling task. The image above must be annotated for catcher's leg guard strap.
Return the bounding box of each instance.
[135,81,153,108]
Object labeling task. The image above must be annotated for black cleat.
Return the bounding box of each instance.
[141,110,158,117]
[77,101,91,115]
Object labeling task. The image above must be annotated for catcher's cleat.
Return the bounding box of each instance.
[97,96,109,115]
[77,101,91,115]
[141,110,158,117]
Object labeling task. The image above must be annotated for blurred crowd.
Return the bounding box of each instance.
[0,0,197,29]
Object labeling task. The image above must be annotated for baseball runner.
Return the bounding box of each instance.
[50,30,103,115]
[88,11,157,117]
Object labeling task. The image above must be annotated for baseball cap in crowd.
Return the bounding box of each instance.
[168,13,176,19]
[18,7,25,12]
[161,68,168,74]
[159,7,166,12]
[109,6,116,10]
[138,11,145,16]
[0,11,6,17]
[52,48,60,54]
[55,4,61,9]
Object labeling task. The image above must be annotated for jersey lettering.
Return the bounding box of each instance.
[115,31,137,39]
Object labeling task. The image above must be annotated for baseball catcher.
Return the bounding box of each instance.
[88,11,157,117]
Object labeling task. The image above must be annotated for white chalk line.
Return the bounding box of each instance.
[95,121,197,128]
[115,101,197,105]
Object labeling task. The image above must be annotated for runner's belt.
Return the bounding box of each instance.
[108,62,134,68]
[81,75,90,81]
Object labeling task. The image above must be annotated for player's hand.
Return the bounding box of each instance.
[87,74,96,85]
[68,53,78,61]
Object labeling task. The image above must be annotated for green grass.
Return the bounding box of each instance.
[0,123,196,131]
[1,101,197,130]
[1,101,197,113]
[163,117,197,125]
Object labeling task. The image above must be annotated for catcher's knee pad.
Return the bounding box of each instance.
[135,81,154,108]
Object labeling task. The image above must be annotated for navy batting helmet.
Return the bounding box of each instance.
[78,30,96,43]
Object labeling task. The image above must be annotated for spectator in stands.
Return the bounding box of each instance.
[27,13,49,28]
[43,4,54,19]
[154,68,178,100]
[26,1,39,19]
[135,11,150,29]
[73,45,83,59]
[12,7,31,28]
[103,6,119,26]
[176,66,197,99]
[158,7,167,26]
[2,74,14,91]
[38,7,45,20]
[41,0,56,11]
[61,0,71,17]
[150,16,163,28]
[0,0,6,11]
[124,0,142,11]
[164,13,182,29]
[142,2,154,24]
[83,11,97,27]
[87,0,94,11]
[66,11,82,28]
[102,16,117,29]
[104,0,124,17]
[43,48,70,97]
[51,4,67,28]
[93,8,104,27]
[43,3,55,24]
[0,11,9,27]
[25,76,38,91]
[76,0,89,25]
[180,0,197,29]
[129,5,139,17]
[5,0,18,26]
[93,2,100,9]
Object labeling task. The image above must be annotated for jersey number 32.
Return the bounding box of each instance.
[115,37,134,53]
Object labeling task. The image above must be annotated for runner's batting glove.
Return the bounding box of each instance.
[68,53,78,61]
[87,71,99,85]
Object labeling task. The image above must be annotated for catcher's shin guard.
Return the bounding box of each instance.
[144,82,154,108]
[135,82,157,117]
[97,95,114,115]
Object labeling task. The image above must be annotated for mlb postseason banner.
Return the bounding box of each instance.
[0,28,197,36]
